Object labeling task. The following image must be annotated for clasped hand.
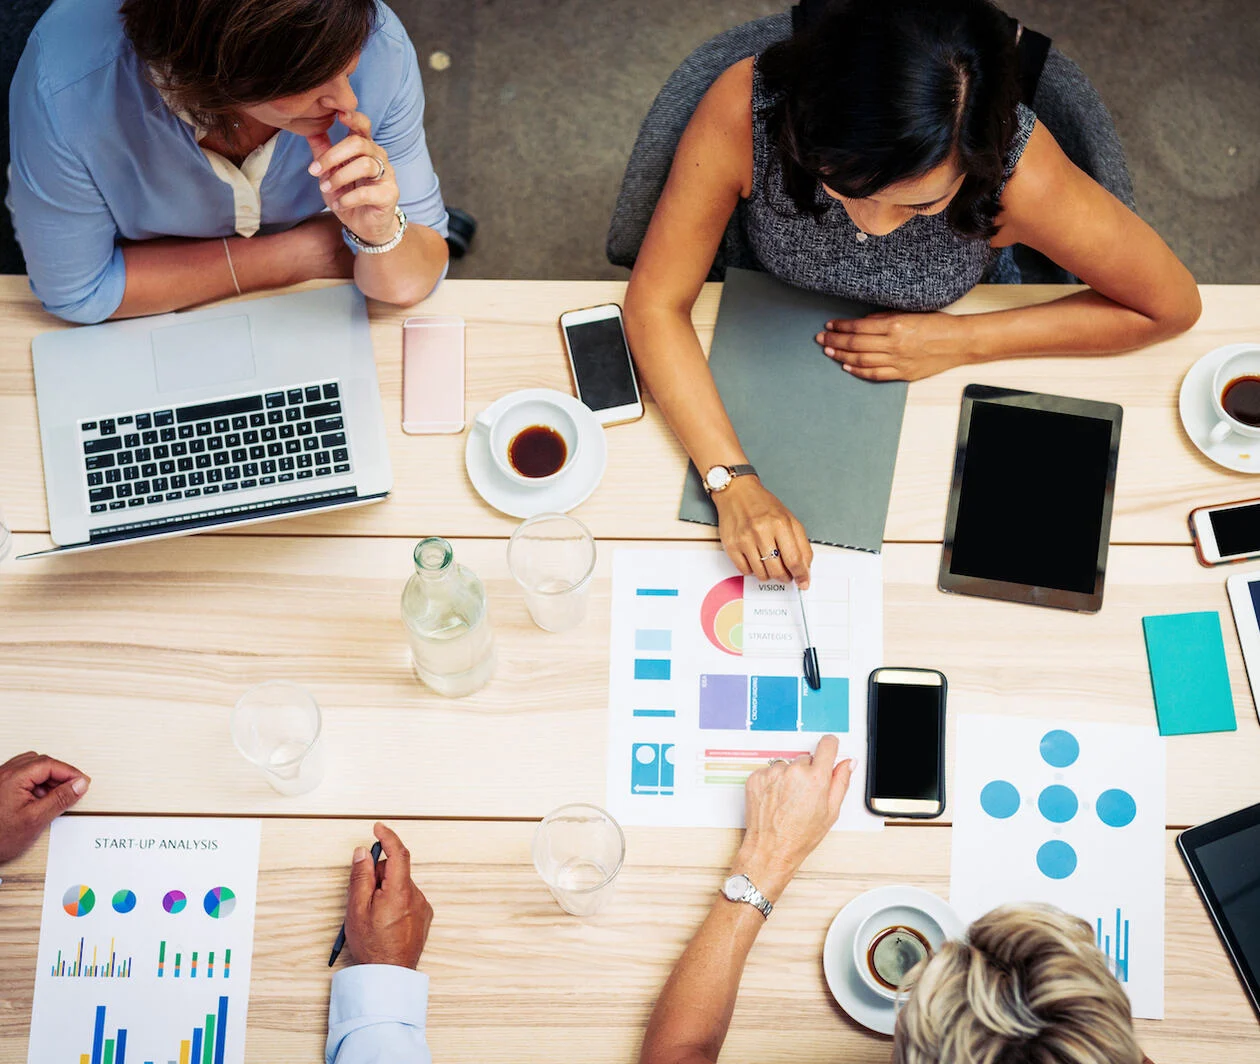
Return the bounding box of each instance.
[0,751,90,864]
[816,310,970,381]
[307,111,401,247]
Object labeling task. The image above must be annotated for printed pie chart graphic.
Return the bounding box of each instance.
[62,884,95,918]
[204,886,237,919]
[111,889,137,914]
[700,575,744,656]
[162,889,187,914]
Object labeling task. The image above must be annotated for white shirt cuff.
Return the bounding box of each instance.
[326,964,431,1064]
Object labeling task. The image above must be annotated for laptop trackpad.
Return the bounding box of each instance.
[152,315,257,394]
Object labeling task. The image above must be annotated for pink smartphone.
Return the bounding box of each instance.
[402,315,466,434]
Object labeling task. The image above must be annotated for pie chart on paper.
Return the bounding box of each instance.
[700,576,744,656]
[203,886,236,919]
[62,884,95,917]
[162,889,187,914]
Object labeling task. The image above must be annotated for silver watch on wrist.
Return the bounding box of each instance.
[721,872,773,919]
[702,463,758,495]
[342,205,408,255]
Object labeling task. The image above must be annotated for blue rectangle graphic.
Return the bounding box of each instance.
[632,709,676,717]
[800,677,849,732]
[750,675,798,731]
[635,629,673,651]
[636,588,679,597]
[635,659,671,681]
[631,742,675,795]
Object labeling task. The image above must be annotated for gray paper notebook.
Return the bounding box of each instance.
[679,267,908,553]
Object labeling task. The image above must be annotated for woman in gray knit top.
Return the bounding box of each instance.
[623,0,1200,589]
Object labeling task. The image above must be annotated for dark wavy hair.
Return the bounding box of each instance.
[120,0,379,143]
[759,0,1020,238]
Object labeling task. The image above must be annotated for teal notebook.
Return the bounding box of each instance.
[1141,611,1236,735]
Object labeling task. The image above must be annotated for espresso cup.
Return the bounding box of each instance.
[475,392,581,486]
[852,904,944,1001]
[1209,348,1260,444]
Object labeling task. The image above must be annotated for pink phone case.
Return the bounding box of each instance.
[403,316,466,434]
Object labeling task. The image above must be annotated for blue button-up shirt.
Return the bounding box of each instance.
[328,965,432,1064]
[8,0,448,323]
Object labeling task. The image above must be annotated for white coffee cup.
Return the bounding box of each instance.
[852,903,944,1001]
[475,393,580,486]
[1209,348,1260,444]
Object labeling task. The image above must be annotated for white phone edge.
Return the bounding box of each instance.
[402,315,466,435]
[1226,570,1260,725]
[559,304,645,424]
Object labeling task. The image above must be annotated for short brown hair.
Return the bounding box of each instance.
[120,0,378,140]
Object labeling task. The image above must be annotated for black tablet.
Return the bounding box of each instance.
[1178,803,1260,1020]
[938,385,1122,613]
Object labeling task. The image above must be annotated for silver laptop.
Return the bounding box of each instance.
[26,284,392,556]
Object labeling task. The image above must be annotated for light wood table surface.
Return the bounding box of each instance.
[2,278,1259,1061]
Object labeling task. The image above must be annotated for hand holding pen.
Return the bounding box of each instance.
[329,822,433,969]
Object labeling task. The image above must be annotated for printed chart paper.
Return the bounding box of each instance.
[607,548,883,832]
[950,716,1166,1018]
[29,817,262,1064]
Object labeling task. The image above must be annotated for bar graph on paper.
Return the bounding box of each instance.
[28,818,260,1064]
[75,997,230,1064]
[1096,907,1131,983]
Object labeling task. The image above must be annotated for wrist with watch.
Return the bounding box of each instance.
[342,205,408,255]
[702,463,758,496]
[720,872,774,919]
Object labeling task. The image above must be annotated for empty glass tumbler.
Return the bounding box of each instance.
[402,537,496,697]
[532,803,625,916]
[506,513,597,633]
[230,681,325,795]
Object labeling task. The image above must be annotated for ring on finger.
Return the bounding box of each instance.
[759,547,780,561]
[371,156,387,182]
[767,757,789,766]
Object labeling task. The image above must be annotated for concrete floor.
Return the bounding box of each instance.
[398,0,1259,284]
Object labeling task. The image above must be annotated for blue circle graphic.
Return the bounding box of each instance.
[1037,785,1079,823]
[111,889,137,914]
[1039,730,1080,768]
[1036,840,1078,879]
[980,780,1021,819]
[1096,788,1137,828]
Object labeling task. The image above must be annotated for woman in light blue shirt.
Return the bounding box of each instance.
[8,0,450,323]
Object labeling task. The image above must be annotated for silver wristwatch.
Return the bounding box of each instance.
[703,463,758,495]
[343,205,408,254]
[721,872,773,919]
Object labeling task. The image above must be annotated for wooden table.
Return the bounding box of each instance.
[2,277,1259,1061]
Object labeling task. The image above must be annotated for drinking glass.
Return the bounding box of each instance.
[230,681,325,795]
[532,803,625,916]
[506,513,597,633]
[0,503,12,563]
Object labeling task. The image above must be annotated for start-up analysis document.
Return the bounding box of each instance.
[606,548,883,832]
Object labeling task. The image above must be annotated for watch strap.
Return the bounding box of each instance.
[728,464,757,480]
[741,880,773,919]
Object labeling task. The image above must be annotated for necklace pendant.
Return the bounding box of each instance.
[855,231,868,243]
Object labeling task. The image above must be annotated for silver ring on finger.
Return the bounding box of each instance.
[371,156,387,182]
[759,547,780,562]
[767,757,789,766]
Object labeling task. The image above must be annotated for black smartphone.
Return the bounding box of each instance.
[865,668,947,819]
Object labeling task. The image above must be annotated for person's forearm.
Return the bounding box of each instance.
[639,898,766,1064]
[962,286,1202,364]
[624,302,748,472]
[352,223,449,308]
[113,223,341,319]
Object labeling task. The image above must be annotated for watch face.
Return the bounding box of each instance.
[706,466,732,491]
[722,873,750,901]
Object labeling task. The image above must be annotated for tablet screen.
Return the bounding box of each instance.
[1195,823,1260,981]
[949,401,1113,594]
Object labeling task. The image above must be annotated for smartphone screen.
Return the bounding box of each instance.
[403,316,465,434]
[1209,502,1260,559]
[563,314,640,415]
[869,678,943,805]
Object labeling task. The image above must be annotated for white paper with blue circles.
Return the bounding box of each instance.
[949,715,1166,1019]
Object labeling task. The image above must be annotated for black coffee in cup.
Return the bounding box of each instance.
[509,424,567,478]
[1222,376,1260,427]
[865,924,932,991]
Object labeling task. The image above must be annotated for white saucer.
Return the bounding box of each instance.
[465,388,608,518]
[822,885,965,1037]
[1179,343,1260,473]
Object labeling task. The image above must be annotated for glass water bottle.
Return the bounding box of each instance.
[402,537,496,697]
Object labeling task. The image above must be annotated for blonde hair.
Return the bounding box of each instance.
[892,904,1143,1064]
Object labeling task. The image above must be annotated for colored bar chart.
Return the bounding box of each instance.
[699,674,849,732]
[1096,907,1131,982]
[157,942,231,980]
[82,995,229,1064]
[699,748,810,785]
[78,1005,127,1064]
[51,938,133,979]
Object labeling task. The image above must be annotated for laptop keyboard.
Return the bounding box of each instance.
[79,380,352,515]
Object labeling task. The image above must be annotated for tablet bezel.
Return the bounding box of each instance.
[1177,802,1260,1020]
[1225,570,1260,726]
[938,384,1123,614]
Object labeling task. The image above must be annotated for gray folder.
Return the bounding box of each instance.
[679,267,908,554]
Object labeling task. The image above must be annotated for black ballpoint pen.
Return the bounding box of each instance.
[328,839,383,966]
[798,585,822,691]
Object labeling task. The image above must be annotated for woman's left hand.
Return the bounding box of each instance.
[816,310,970,381]
[306,111,401,247]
